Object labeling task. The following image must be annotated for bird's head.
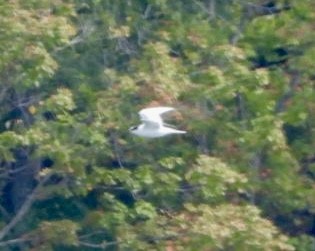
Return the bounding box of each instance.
[128,125,139,134]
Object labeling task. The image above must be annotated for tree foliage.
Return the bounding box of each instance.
[0,0,315,250]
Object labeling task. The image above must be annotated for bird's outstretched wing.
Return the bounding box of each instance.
[139,107,175,128]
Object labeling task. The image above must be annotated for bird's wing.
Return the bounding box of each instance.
[139,107,175,128]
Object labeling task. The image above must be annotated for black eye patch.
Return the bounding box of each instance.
[129,126,138,131]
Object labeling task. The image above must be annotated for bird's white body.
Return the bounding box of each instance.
[129,107,186,138]
[131,123,186,138]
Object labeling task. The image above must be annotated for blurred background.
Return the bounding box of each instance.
[0,0,314,250]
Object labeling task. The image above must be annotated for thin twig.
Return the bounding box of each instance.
[78,240,118,249]
[143,4,152,19]
[110,132,125,168]
[79,230,108,239]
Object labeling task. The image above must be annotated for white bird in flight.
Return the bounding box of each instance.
[129,107,186,138]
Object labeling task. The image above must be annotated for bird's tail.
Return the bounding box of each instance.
[174,130,186,134]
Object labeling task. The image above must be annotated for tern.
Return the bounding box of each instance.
[129,107,186,138]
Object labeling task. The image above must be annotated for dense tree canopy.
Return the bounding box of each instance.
[0,0,315,250]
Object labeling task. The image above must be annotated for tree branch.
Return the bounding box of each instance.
[275,70,300,113]
[0,173,52,241]
[0,237,31,247]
